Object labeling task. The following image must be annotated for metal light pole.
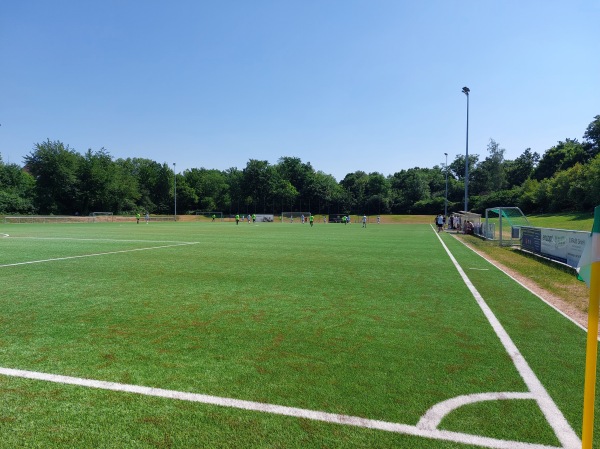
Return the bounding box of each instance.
[173,162,177,219]
[462,86,470,212]
[444,152,448,219]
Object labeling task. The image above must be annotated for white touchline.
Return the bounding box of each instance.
[0,242,200,268]
[0,366,567,449]
[454,235,589,335]
[434,230,581,449]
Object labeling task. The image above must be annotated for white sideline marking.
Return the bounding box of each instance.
[434,230,581,449]
[0,242,199,268]
[454,236,588,334]
[0,233,9,238]
[0,366,566,449]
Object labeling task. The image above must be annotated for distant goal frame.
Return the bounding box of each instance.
[91,212,114,222]
[281,211,311,223]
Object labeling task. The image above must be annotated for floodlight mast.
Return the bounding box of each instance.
[444,152,448,218]
[173,162,177,219]
[462,86,470,213]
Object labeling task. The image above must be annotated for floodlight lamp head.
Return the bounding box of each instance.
[462,86,470,95]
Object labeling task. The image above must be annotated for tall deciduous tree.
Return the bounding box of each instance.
[0,155,36,214]
[182,168,230,212]
[504,148,539,188]
[242,159,277,213]
[24,139,82,214]
[583,115,600,158]
[470,139,506,195]
[533,138,588,180]
[275,156,314,209]
[77,148,116,214]
[449,154,479,182]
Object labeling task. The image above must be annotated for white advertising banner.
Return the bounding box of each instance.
[525,227,588,267]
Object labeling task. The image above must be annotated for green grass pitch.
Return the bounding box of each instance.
[0,221,594,448]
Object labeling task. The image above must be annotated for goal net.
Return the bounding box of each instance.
[484,206,530,246]
[281,212,311,223]
[195,211,224,221]
[91,212,114,222]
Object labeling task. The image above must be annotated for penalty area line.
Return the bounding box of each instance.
[0,242,200,268]
[7,236,195,244]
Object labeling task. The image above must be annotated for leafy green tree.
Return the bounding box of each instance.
[389,169,431,213]
[580,153,600,210]
[305,171,342,214]
[275,156,315,209]
[516,179,540,213]
[533,139,587,180]
[449,154,479,182]
[470,139,506,195]
[242,159,279,213]
[0,155,36,214]
[182,168,230,213]
[77,149,118,214]
[547,163,585,211]
[583,115,600,158]
[120,158,154,212]
[504,148,539,188]
[173,176,199,213]
[364,172,391,214]
[226,167,244,213]
[112,158,142,213]
[24,140,82,214]
[341,171,368,212]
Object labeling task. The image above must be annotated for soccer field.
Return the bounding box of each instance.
[0,221,592,448]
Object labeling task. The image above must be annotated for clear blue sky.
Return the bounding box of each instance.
[1,1,598,181]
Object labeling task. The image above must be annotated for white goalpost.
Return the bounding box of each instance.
[91,212,114,222]
[281,212,311,223]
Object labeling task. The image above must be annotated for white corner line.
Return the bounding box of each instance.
[0,366,564,449]
[417,391,535,430]
[433,228,580,449]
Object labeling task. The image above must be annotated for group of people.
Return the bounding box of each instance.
[293,214,315,226]
[435,214,476,235]
[195,213,382,226]
[235,214,257,224]
[135,212,150,224]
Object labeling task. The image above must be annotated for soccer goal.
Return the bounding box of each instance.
[195,211,224,222]
[91,212,114,222]
[484,206,530,246]
[281,212,311,223]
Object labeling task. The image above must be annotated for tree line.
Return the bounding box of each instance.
[1,115,599,217]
